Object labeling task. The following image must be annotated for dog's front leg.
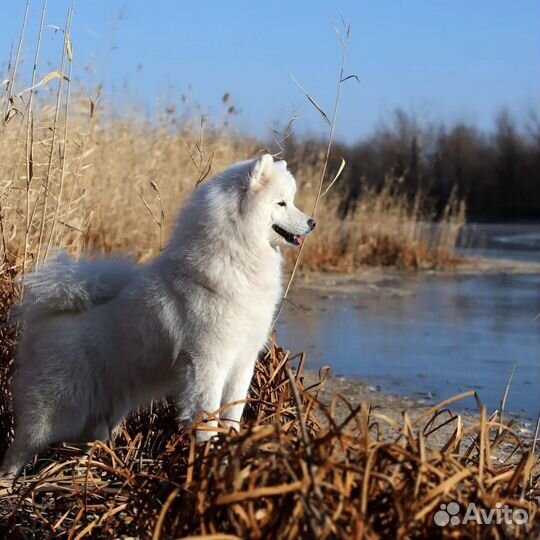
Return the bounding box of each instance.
[219,352,259,432]
[174,350,227,442]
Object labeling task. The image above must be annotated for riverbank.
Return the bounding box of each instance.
[295,255,540,292]
[278,258,540,422]
[286,256,540,307]
[301,368,536,455]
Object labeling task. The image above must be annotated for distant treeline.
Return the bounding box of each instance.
[287,109,540,221]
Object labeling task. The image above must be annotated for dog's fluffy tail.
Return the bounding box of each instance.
[21,252,137,317]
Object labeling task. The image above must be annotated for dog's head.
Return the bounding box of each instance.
[242,154,315,249]
[178,155,315,253]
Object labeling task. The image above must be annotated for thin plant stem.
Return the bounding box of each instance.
[45,6,75,261]
[273,23,352,327]
[23,0,49,276]
[0,0,29,147]
[36,3,69,266]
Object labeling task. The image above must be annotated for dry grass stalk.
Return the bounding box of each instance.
[282,20,353,303]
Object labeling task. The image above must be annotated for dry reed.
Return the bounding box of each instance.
[0,92,466,274]
[296,180,466,272]
[0,13,464,275]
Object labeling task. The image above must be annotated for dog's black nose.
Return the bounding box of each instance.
[308,218,316,230]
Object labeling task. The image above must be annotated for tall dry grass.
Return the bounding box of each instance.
[0,90,256,266]
[0,94,466,273]
[298,180,465,271]
[0,17,465,275]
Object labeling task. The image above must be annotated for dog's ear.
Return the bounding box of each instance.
[249,154,274,192]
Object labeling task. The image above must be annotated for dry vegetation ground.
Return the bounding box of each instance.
[0,278,538,539]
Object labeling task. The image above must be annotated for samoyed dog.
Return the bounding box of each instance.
[1,154,315,477]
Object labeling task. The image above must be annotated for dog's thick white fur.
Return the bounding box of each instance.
[1,155,315,477]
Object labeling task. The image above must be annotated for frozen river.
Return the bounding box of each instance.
[278,224,540,420]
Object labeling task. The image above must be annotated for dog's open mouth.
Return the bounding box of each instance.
[272,224,305,246]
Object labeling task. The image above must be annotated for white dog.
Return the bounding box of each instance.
[1,154,315,477]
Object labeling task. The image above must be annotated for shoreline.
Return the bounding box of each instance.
[296,254,540,284]
[302,368,535,451]
[286,257,539,444]
[288,256,540,299]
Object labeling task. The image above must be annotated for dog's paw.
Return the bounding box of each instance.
[0,467,19,485]
[195,429,220,444]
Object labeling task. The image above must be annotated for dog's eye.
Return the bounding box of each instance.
[277,201,286,207]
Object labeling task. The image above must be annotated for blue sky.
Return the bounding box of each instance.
[1,1,538,144]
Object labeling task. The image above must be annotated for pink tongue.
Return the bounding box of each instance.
[296,235,305,246]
